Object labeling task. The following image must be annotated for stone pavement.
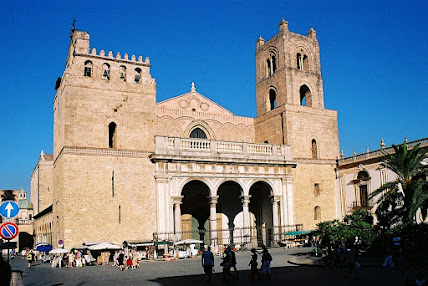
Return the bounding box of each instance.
[8,247,425,286]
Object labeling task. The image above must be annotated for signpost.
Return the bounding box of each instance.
[0,201,19,219]
[0,201,20,264]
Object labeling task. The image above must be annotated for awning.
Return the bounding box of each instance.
[284,230,315,236]
[36,243,52,252]
[127,241,154,247]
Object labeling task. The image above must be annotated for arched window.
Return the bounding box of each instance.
[134,68,141,83]
[120,66,126,81]
[269,89,277,110]
[312,139,318,158]
[266,51,277,77]
[299,85,312,107]
[303,55,308,71]
[108,122,117,148]
[190,128,207,139]
[266,59,271,77]
[314,206,321,220]
[84,61,92,77]
[297,53,302,70]
[102,63,110,80]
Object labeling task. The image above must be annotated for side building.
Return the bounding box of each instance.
[337,137,428,222]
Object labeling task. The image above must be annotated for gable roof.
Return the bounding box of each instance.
[157,90,234,117]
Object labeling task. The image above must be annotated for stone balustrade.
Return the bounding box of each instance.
[155,136,293,162]
[339,137,428,165]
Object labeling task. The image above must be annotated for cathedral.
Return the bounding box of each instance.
[31,20,341,249]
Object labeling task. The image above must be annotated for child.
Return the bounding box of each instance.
[248,248,262,280]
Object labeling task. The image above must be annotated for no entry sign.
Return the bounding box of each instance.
[0,222,19,240]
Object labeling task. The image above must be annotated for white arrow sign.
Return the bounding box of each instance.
[0,201,19,219]
[5,203,14,218]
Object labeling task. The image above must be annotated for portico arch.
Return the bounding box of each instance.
[180,180,210,243]
[217,181,244,246]
[249,181,274,246]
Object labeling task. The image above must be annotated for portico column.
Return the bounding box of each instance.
[209,196,219,246]
[241,195,251,248]
[272,195,281,244]
[173,196,183,241]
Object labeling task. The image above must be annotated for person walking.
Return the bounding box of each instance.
[249,248,262,280]
[260,245,272,279]
[68,251,75,267]
[221,247,232,280]
[201,245,214,282]
[118,250,125,271]
[27,250,34,268]
[227,246,239,280]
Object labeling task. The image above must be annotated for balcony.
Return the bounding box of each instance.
[350,200,374,211]
[152,136,295,165]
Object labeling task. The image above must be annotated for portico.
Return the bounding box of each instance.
[151,136,297,247]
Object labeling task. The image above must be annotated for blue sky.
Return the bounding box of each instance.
[0,1,427,194]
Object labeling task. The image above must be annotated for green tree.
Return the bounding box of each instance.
[317,209,374,248]
[369,142,428,224]
[0,190,16,201]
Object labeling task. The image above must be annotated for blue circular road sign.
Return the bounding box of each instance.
[0,201,19,219]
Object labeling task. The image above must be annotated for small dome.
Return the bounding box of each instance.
[18,199,33,210]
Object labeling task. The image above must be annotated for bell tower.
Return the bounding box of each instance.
[254,20,340,229]
[254,20,337,160]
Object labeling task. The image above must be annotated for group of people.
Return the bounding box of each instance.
[201,244,272,282]
[65,250,93,268]
[113,250,140,271]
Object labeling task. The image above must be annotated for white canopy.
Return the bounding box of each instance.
[174,239,203,245]
[50,248,69,254]
[88,242,121,250]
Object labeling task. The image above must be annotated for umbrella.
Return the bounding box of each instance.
[88,242,121,250]
[50,248,69,254]
[36,244,52,252]
[174,239,203,245]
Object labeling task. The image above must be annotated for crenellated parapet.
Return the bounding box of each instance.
[60,28,155,93]
[85,48,150,66]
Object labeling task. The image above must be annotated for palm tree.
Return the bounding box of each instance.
[369,142,428,224]
[0,190,16,201]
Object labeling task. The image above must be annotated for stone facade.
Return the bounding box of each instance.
[32,21,341,248]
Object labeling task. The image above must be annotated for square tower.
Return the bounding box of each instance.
[52,27,158,247]
[255,20,340,229]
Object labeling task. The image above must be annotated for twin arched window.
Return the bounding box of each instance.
[102,63,110,80]
[84,61,92,77]
[135,68,141,83]
[120,66,126,81]
[266,51,277,77]
[297,52,308,71]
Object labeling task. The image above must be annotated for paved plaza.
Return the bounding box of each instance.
[9,248,424,286]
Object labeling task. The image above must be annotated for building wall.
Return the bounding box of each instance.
[52,153,156,247]
[293,162,338,230]
[30,155,53,214]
